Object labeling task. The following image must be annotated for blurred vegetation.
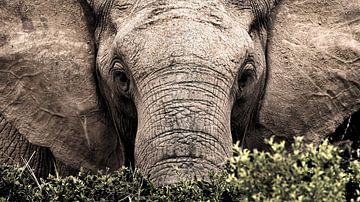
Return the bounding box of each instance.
[1,137,359,201]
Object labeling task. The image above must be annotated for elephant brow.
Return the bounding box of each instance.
[228,0,280,29]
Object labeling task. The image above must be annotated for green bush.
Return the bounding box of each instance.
[1,137,359,201]
[0,164,35,201]
[227,137,360,201]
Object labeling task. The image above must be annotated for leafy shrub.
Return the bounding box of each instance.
[0,164,36,201]
[1,137,359,201]
[227,137,359,201]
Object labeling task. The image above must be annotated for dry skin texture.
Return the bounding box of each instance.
[0,0,359,185]
[0,0,122,173]
[258,0,360,145]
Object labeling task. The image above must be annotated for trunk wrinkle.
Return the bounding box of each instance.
[141,98,223,119]
[136,129,229,160]
[142,80,229,102]
[137,56,231,87]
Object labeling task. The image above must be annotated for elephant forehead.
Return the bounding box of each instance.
[111,0,237,26]
[116,19,252,83]
[109,0,253,75]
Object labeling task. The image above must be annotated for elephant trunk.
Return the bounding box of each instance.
[134,67,233,185]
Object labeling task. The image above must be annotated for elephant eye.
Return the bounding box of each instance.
[114,70,130,93]
[115,71,128,83]
[111,60,130,93]
[238,63,256,89]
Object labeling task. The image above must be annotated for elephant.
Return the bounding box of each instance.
[0,0,359,186]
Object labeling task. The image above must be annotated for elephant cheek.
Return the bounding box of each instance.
[133,85,233,185]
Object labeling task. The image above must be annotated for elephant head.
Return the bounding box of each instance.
[0,0,359,186]
[85,0,279,184]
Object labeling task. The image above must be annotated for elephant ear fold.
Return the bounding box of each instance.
[259,0,360,144]
[0,0,123,171]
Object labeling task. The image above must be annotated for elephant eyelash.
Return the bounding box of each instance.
[243,62,257,78]
[243,55,256,73]
[109,59,132,96]
[109,59,126,74]
[236,55,257,90]
[110,61,127,81]
[240,67,256,86]
[113,3,133,11]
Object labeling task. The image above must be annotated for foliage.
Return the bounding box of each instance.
[227,137,360,201]
[0,164,35,201]
[1,137,359,201]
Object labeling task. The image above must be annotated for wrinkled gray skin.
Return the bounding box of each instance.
[88,0,276,184]
[0,0,278,185]
[2,0,358,186]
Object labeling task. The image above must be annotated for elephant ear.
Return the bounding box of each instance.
[259,0,360,145]
[0,0,123,171]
